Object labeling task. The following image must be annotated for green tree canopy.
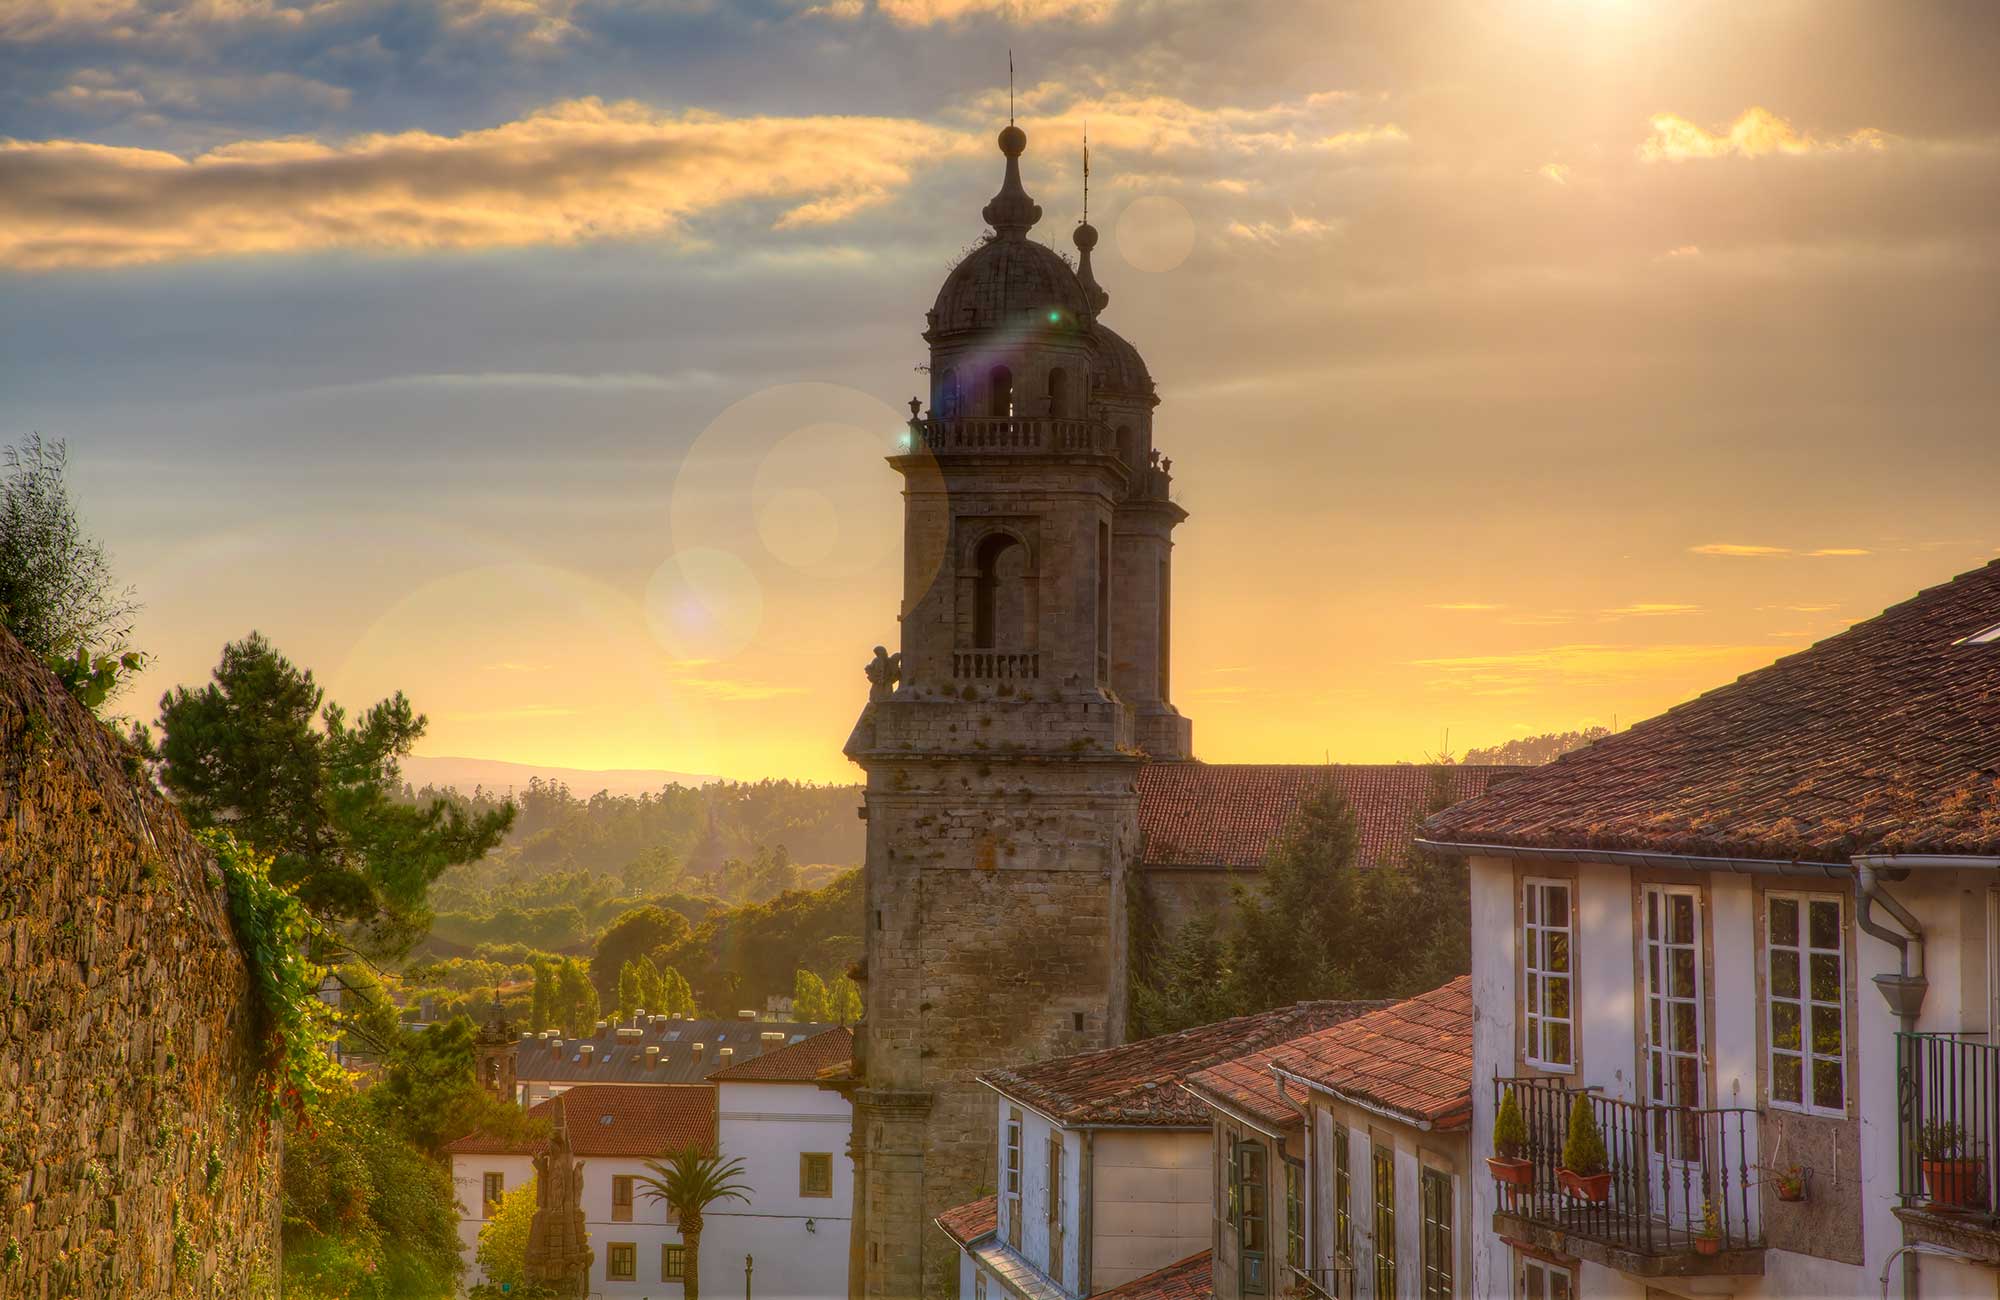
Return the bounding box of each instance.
[154,633,515,956]
[791,969,829,1022]
[827,971,863,1025]
[635,1150,750,1300]
[591,905,692,1002]
[475,1176,538,1290]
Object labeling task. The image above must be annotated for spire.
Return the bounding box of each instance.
[982,119,1041,240]
[1073,128,1108,312]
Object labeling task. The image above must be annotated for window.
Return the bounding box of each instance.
[989,365,1014,417]
[973,533,1029,650]
[1515,1255,1572,1300]
[1284,1160,1305,1271]
[607,1242,636,1281]
[941,368,962,418]
[1047,1133,1065,1283]
[1420,1167,1454,1299]
[612,1174,635,1222]
[800,1153,833,1198]
[1095,520,1110,683]
[481,1171,504,1218]
[1769,893,1846,1114]
[1522,878,1574,1070]
[1332,1125,1352,1269]
[1643,885,1706,1146]
[975,1273,988,1300]
[663,1244,686,1281]
[1047,367,1070,417]
[1004,1110,1023,1249]
[1372,1146,1396,1300]
[1236,1140,1269,1297]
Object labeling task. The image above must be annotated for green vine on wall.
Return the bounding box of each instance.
[203,830,339,1121]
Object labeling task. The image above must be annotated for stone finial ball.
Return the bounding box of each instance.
[1073,221,1099,252]
[998,123,1027,157]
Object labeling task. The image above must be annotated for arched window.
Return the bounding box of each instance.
[940,369,962,417]
[989,366,1014,418]
[1046,367,1070,417]
[974,533,1030,648]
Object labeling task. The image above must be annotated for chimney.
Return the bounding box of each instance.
[616,1027,642,1040]
[579,1044,596,1065]
[692,1042,706,1060]
[593,1019,608,1034]
[760,1031,786,1044]
[737,1010,757,1021]
[645,1046,660,1063]
[717,1047,734,1063]
[671,1012,684,1021]
[549,1039,563,1056]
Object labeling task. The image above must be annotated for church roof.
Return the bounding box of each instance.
[932,236,1093,335]
[1137,762,1521,871]
[1091,322,1153,398]
[1423,559,2000,862]
[979,1000,1384,1128]
[444,1083,716,1158]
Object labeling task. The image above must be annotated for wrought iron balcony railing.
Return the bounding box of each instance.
[1897,1032,2000,1218]
[1492,1076,1762,1257]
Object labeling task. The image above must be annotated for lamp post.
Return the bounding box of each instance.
[745,1253,754,1300]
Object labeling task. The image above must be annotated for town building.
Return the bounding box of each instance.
[513,1010,829,1105]
[935,1002,1383,1300]
[840,114,1517,1297]
[1421,560,2000,1299]
[446,1083,715,1296]
[707,1026,859,1299]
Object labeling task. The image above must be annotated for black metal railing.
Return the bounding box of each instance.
[1494,1076,1762,1254]
[1897,1032,2000,1215]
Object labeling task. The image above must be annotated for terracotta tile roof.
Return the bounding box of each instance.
[1095,1251,1214,1300]
[1423,561,2000,862]
[981,1001,1389,1128]
[935,1195,997,1249]
[1182,1042,1312,1136]
[1138,763,1520,870]
[708,1026,852,1083]
[1267,978,1473,1131]
[443,1083,716,1158]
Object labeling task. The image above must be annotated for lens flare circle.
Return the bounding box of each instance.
[1116,195,1197,273]
[644,547,766,662]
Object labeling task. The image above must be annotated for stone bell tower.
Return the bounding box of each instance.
[843,120,1191,1299]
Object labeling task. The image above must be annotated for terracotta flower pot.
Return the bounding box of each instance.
[1557,1167,1612,1204]
[1774,1179,1806,1203]
[1693,1234,1721,1256]
[1487,1155,1533,1189]
[1923,1158,1987,1210]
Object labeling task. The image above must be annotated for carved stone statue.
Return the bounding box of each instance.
[865,645,902,702]
[524,1104,592,1297]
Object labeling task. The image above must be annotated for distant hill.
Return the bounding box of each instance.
[401,754,718,798]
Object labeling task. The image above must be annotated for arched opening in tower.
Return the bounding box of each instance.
[988,365,1014,418]
[973,533,1030,649]
[1046,367,1070,417]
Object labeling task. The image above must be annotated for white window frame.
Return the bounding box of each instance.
[1766,891,1848,1117]
[1521,877,1575,1072]
[1004,1109,1023,1249]
[1515,1254,1572,1300]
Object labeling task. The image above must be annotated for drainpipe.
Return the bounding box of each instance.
[1078,1131,1094,1298]
[1853,864,1927,1029]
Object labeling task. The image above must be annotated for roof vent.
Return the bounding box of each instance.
[738,1010,758,1020]
[616,1027,642,1040]
[1957,622,2000,645]
[646,1045,660,1057]
[692,1042,706,1056]
[593,1020,608,1033]
[761,1031,786,1043]
[599,1113,615,1127]
[718,1047,734,1061]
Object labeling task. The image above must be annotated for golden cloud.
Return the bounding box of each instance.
[0,98,965,270]
[984,83,1405,160]
[873,0,1115,23]
[1600,602,1700,618]
[1640,107,1889,162]
[1690,542,1790,557]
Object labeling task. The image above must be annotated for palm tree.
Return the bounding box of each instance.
[636,1147,751,1300]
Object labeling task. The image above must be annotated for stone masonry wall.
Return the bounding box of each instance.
[0,628,281,1299]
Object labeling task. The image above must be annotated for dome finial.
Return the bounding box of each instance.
[1073,127,1108,312]
[983,100,1040,239]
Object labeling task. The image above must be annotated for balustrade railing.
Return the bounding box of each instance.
[1494,1076,1761,1255]
[911,416,1111,455]
[953,650,1040,680]
[1897,1032,2000,1216]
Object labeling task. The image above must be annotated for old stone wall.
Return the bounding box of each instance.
[0,628,281,1298]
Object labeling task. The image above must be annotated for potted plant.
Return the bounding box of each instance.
[1693,1199,1722,1256]
[1487,1086,1534,1191]
[1556,1093,1612,1203]
[1769,1166,1807,1203]
[1919,1121,1987,1210]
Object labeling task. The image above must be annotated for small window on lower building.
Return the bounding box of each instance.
[1516,1254,1571,1300]
[607,1242,636,1281]
[975,1273,988,1300]
[1284,1159,1305,1271]
[481,1171,504,1218]
[1421,1166,1455,1299]
[612,1174,635,1222]
[663,1244,687,1281]
[801,1152,834,1198]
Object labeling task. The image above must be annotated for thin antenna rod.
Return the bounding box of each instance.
[1082,125,1090,223]
[1008,50,1015,123]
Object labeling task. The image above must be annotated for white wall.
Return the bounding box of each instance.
[1091,1128,1209,1290]
[1303,1099,1466,1300]
[451,1152,536,1286]
[710,1080,853,1300]
[993,1099,1082,1292]
[451,1151,691,1297]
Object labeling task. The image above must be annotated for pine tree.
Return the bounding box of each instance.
[827,972,863,1025]
[529,960,553,1032]
[618,960,643,1017]
[636,955,668,1014]
[792,969,829,1022]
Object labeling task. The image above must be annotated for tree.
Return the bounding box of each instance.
[530,959,554,1032]
[618,960,643,1016]
[791,969,829,1022]
[475,1176,538,1290]
[827,971,863,1025]
[553,958,599,1037]
[0,435,144,708]
[635,955,668,1014]
[635,1150,751,1300]
[658,965,698,1018]
[371,1016,539,1157]
[591,905,692,1003]
[1463,727,1611,767]
[1229,781,1365,1008]
[154,634,516,956]
[1131,915,1238,1040]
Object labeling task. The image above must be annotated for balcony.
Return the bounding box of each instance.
[953,650,1040,680]
[906,416,1111,456]
[1894,1033,2000,1263]
[1491,1077,1765,1279]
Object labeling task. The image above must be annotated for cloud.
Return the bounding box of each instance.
[1761,603,1839,613]
[1806,547,1872,557]
[1690,542,1791,557]
[0,98,965,269]
[49,66,353,115]
[872,0,1116,23]
[1657,245,1701,260]
[670,675,808,701]
[1537,163,1570,185]
[1600,602,1700,618]
[1640,107,1890,163]
[438,704,578,721]
[1414,641,1774,692]
[987,83,1405,162]
[1226,213,1335,244]
[1429,601,1502,611]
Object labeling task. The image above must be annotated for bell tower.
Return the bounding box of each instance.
[843,120,1190,1299]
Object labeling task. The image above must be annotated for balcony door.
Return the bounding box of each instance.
[1642,884,1706,1213]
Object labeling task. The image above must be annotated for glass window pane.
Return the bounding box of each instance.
[1524,887,1539,925]
[1770,948,1800,999]
[1547,1022,1572,1066]
[1547,975,1570,1020]
[1548,884,1568,918]
[1773,1051,1803,1103]
[1673,1003,1698,1051]
[1648,892,1660,939]
[1810,953,1842,1003]
[1546,931,1570,975]
[1769,897,1799,947]
[1671,949,1697,998]
[1671,893,1695,944]
[1808,899,1840,951]
[1551,1270,1571,1300]
[1813,1058,1845,1111]
[1772,1001,1802,1050]
[1812,1004,1844,1057]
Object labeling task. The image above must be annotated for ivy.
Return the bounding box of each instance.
[205,831,339,1121]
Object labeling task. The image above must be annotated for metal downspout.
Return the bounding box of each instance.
[1853,866,1926,1300]
[1079,1131,1094,1298]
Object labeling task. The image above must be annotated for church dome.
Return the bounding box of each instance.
[1091,323,1153,397]
[928,123,1093,337]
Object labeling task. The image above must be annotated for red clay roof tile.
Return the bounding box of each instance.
[1265,978,1473,1130]
[443,1083,716,1158]
[1094,1250,1214,1300]
[935,1195,998,1249]
[708,1026,853,1083]
[1423,561,2000,861]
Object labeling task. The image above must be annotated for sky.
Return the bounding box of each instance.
[3,0,1998,783]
